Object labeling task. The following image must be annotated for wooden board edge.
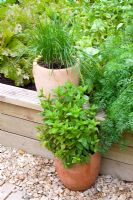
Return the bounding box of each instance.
[103,144,133,165]
[101,157,133,181]
[0,130,133,181]
[0,83,41,111]
[0,102,42,123]
[0,129,54,159]
[0,113,39,140]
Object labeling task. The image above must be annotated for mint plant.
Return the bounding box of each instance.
[37,82,100,167]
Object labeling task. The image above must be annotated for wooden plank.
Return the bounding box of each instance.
[0,83,105,120]
[0,83,105,122]
[101,158,133,181]
[0,183,15,200]
[0,113,39,139]
[0,102,42,123]
[0,130,53,158]
[0,83,41,110]
[122,132,133,148]
[103,144,133,165]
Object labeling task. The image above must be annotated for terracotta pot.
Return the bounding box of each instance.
[33,59,80,96]
[54,153,101,191]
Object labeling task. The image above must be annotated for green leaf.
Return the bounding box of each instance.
[38,82,100,167]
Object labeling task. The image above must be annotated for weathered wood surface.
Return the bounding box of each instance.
[101,158,133,181]
[0,130,53,158]
[0,83,41,110]
[0,83,133,181]
[0,113,39,139]
[104,144,133,165]
[0,102,42,123]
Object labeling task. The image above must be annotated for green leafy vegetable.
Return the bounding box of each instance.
[0,0,132,85]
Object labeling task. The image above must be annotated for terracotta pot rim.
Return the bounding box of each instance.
[55,152,101,167]
[33,58,80,72]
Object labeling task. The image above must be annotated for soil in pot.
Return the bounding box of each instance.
[54,153,101,191]
[37,60,67,69]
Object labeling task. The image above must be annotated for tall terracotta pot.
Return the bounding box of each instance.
[33,59,80,96]
[54,153,101,191]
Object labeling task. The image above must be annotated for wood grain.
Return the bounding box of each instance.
[103,144,133,165]
[0,130,53,158]
[0,102,42,123]
[1,83,133,181]
[0,113,39,139]
[0,83,41,110]
[101,158,133,181]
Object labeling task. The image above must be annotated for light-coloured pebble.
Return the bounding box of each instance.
[0,144,133,200]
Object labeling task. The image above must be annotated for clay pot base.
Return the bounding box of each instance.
[54,153,101,191]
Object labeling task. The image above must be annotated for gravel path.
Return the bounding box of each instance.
[0,144,133,200]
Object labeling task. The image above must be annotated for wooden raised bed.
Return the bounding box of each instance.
[0,83,133,181]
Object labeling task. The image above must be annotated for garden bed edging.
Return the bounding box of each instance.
[0,83,133,181]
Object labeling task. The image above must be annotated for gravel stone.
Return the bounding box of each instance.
[0,144,133,200]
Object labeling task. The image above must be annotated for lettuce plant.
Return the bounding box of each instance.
[0,0,133,86]
[0,0,132,86]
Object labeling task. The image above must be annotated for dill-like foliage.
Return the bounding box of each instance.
[94,23,133,152]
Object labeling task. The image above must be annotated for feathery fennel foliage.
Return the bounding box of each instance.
[94,23,133,152]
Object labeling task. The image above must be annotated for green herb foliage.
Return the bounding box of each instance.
[31,21,76,69]
[101,84,133,152]
[38,82,100,167]
[0,0,132,85]
[0,0,17,4]
[94,23,133,152]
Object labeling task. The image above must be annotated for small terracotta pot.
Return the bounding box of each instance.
[33,59,80,96]
[54,153,101,191]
